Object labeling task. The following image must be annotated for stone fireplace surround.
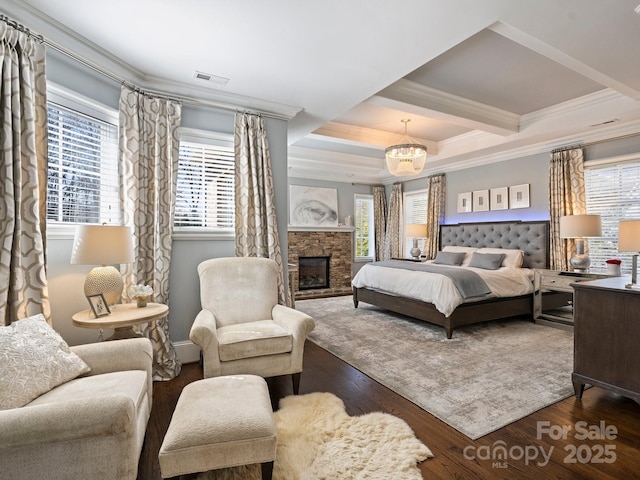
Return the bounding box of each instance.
[288,226,354,300]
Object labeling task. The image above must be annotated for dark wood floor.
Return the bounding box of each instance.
[138,341,640,480]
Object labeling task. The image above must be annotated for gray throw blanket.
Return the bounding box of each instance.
[373,260,491,299]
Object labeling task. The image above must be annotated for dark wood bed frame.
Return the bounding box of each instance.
[353,220,551,339]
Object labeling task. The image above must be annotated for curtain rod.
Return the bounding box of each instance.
[0,14,44,42]
[552,132,640,153]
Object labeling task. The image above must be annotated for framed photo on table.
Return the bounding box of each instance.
[87,293,110,318]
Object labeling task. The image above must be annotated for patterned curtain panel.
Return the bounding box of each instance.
[119,86,181,381]
[0,18,50,325]
[383,183,403,260]
[234,112,288,306]
[373,185,387,261]
[425,173,446,260]
[549,147,587,270]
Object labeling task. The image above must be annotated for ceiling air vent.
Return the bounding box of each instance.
[193,71,229,86]
[590,119,620,127]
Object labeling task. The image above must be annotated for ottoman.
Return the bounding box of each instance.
[159,375,276,479]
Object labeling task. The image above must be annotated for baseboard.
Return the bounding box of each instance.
[174,340,201,365]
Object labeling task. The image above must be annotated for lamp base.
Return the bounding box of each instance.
[84,265,124,306]
[569,254,591,272]
[410,239,421,260]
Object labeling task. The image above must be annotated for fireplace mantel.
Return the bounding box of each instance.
[288,225,355,233]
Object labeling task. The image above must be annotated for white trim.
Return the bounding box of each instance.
[172,229,235,241]
[179,127,233,148]
[585,152,640,168]
[47,82,118,125]
[288,225,355,232]
[173,340,201,365]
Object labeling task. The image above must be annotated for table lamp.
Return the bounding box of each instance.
[618,219,640,289]
[406,223,428,260]
[70,225,135,305]
[559,214,601,272]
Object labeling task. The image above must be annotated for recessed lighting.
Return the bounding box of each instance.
[193,71,229,86]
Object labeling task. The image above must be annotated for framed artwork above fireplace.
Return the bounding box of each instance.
[290,185,338,227]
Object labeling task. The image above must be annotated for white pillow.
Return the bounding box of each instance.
[442,246,478,266]
[476,247,524,268]
[0,314,90,410]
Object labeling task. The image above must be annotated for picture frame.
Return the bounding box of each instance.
[290,185,339,227]
[87,293,110,318]
[490,187,509,210]
[457,192,472,213]
[509,184,530,209]
[472,190,489,212]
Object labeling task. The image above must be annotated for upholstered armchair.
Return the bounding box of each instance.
[190,257,315,394]
[0,325,153,480]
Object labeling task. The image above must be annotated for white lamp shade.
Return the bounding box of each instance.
[559,214,602,238]
[70,225,135,265]
[618,220,640,252]
[406,223,427,238]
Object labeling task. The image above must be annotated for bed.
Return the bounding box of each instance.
[352,220,550,338]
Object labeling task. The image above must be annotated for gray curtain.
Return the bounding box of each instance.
[425,174,446,260]
[0,17,50,325]
[383,183,403,260]
[234,112,288,306]
[119,86,182,381]
[549,147,587,270]
[373,185,387,261]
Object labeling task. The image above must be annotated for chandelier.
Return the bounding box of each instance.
[385,119,427,176]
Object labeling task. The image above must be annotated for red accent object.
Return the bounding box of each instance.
[606,259,622,265]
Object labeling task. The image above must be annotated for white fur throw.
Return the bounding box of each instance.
[198,391,432,479]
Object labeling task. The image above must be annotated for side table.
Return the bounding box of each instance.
[73,302,168,340]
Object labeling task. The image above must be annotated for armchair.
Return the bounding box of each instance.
[0,337,153,480]
[190,257,315,394]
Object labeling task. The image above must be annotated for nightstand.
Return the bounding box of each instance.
[533,269,611,329]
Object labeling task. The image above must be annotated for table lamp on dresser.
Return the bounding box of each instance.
[618,219,640,289]
[559,214,601,272]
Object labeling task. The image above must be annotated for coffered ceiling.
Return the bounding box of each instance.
[6,0,640,183]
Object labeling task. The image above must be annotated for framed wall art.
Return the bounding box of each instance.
[509,184,530,209]
[472,190,489,212]
[490,187,508,210]
[457,192,472,213]
[290,185,339,226]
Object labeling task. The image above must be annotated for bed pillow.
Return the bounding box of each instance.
[467,252,506,270]
[0,314,91,410]
[442,246,478,266]
[432,251,466,266]
[476,247,524,268]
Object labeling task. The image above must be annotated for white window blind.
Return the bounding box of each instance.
[585,160,640,273]
[354,194,374,259]
[403,190,427,257]
[46,102,119,224]
[175,141,235,228]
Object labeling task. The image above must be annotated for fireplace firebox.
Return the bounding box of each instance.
[298,256,330,290]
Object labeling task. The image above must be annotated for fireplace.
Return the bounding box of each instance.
[298,256,330,290]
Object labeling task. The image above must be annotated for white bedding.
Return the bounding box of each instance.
[351,261,534,317]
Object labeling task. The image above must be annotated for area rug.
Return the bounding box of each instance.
[296,295,575,440]
[197,392,432,480]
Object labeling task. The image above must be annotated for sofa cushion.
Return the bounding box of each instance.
[27,370,148,415]
[217,320,292,361]
[0,315,91,410]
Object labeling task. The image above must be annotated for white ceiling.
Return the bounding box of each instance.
[7,0,640,184]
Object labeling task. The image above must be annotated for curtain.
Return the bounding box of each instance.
[549,147,587,270]
[383,183,403,260]
[372,186,387,261]
[425,173,446,260]
[119,86,181,381]
[234,112,288,306]
[0,17,50,325]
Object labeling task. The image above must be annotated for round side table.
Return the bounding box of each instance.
[72,302,168,340]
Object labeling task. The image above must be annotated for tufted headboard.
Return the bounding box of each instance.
[439,221,550,269]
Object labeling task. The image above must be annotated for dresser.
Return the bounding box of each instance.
[572,277,640,403]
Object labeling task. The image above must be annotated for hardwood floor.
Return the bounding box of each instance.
[138,341,640,480]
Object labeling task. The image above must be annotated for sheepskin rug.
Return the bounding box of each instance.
[197,391,432,480]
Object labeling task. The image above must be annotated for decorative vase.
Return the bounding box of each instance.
[136,296,148,308]
[606,264,621,276]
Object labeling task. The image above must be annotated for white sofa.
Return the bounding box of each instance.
[0,337,153,480]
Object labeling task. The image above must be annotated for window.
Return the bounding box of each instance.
[585,157,640,273]
[175,131,235,230]
[46,99,119,225]
[403,189,427,257]
[354,194,374,260]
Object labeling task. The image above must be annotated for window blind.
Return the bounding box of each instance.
[354,194,374,259]
[175,141,235,228]
[403,190,427,257]
[584,161,640,273]
[46,103,119,224]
